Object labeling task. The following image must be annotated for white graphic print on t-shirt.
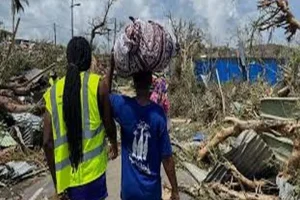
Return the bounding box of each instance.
[129,121,151,175]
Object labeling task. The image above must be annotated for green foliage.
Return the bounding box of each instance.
[0,42,67,82]
[169,64,270,126]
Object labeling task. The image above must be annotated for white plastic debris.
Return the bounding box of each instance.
[0,131,17,147]
[276,176,295,200]
[6,161,35,179]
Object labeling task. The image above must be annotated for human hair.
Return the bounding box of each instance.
[63,37,91,169]
[133,71,153,92]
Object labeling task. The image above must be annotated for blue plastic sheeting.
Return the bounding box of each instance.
[194,58,279,85]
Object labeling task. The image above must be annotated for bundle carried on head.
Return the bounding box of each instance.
[114,17,175,77]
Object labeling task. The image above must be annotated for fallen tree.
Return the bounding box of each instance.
[198,116,300,185]
[198,117,294,160]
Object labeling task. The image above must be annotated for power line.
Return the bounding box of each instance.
[20,23,53,29]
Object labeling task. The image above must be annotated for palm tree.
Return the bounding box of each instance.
[11,0,29,32]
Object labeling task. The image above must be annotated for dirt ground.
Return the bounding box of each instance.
[0,155,193,200]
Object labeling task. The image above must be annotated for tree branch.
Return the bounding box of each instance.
[198,117,296,160]
[257,0,300,41]
[90,0,115,46]
[209,183,278,200]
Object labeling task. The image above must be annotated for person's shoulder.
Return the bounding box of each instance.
[43,77,64,98]
[150,102,167,120]
[110,93,133,104]
[43,87,51,100]
[89,72,101,80]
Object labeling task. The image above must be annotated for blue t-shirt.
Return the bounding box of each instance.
[110,94,172,200]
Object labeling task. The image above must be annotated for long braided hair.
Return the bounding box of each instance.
[63,37,91,169]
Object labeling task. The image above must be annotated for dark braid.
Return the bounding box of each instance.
[63,37,91,170]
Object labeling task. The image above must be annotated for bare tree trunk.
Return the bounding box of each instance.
[12,13,15,33]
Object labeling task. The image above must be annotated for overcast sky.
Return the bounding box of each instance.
[1,0,300,47]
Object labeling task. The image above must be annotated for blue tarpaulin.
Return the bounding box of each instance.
[194,58,279,85]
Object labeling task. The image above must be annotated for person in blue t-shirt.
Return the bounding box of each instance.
[107,61,179,199]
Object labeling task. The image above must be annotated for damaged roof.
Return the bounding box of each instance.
[205,130,276,183]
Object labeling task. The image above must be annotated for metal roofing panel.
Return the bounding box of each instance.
[205,130,275,183]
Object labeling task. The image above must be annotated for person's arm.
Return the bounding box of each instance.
[43,111,56,187]
[96,51,117,159]
[159,115,179,200]
[163,156,179,200]
[98,79,118,159]
[107,51,115,93]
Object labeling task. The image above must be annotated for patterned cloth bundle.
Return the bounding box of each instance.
[113,17,175,77]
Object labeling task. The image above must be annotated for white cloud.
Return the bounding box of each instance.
[0,0,153,44]
[184,0,239,43]
[1,0,298,46]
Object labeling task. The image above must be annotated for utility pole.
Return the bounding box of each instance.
[71,0,73,37]
[107,29,111,53]
[53,23,57,45]
[70,0,81,38]
[113,18,117,46]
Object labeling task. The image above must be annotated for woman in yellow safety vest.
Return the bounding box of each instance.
[43,37,117,200]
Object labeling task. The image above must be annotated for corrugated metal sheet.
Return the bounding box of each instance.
[11,113,42,147]
[260,97,300,120]
[205,130,275,183]
[24,68,43,84]
[277,177,296,200]
[261,132,293,164]
[194,58,279,85]
[0,161,34,180]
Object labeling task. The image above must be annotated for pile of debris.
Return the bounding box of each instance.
[0,65,56,114]
[170,97,300,200]
[0,43,52,198]
[0,111,46,199]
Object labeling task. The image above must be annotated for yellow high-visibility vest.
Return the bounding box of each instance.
[43,72,107,194]
[49,77,57,86]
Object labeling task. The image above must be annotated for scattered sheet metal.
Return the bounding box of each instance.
[261,132,293,164]
[276,176,296,200]
[11,113,42,147]
[205,130,276,183]
[183,162,208,183]
[0,161,34,181]
[260,97,300,120]
[0,130,17,148]
[0,119,17,148]
[23,68,44,84]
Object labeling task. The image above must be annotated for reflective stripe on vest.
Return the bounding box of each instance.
[55,141,106,171]
[50,72,105,171]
